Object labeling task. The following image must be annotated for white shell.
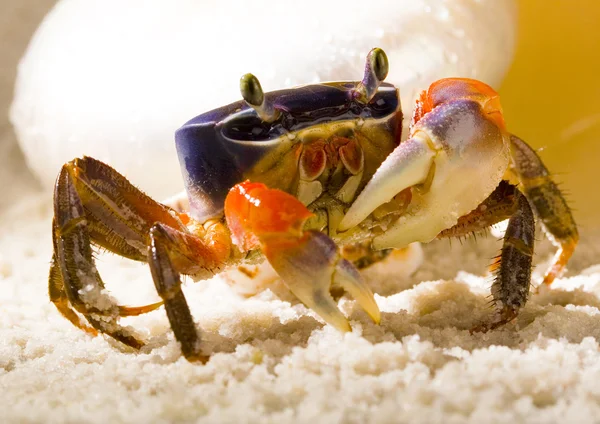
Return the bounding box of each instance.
[10,0,516,199]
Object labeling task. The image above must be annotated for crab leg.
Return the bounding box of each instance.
[48,247,98,336]
[51,157,230,359]
[464,188,536,332]
[487,190,535,328]
[437,180,518,239]
[435,181,535,330]
[52,167,149,347]
[225,181,380,331]
[509,135,578,286]
[148,223,227,362]
[341,241,394,270]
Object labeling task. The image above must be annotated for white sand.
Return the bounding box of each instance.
[2,186,600,423]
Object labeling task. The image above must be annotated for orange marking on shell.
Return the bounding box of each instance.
[338,139,364,175]
[300,140,327,180]
[414,77,506,131]
[224,181,313,251]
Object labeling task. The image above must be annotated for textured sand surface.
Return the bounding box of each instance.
[2,191,600,423]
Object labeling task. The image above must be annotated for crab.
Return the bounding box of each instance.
[49,48,578,362]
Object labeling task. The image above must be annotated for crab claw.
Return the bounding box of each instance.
[225,181,380,331]
[339,79,512,249]
[338,132,436,232]
[264,230,380,331]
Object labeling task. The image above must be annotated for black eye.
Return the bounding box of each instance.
[281,113,297,131]
[221,112,288,142]
[370,97,390,113]
[349,101,363,115]
[224,116,271,141]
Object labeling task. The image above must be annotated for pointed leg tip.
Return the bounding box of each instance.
[112,334,146,350]
[470,304,519,334]
[118,300,164,317]
[83,326,99,337]
[184,352,210,364]
[126,335,147,350]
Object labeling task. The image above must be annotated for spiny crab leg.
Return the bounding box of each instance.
[509,135,579,287]
[225,181,380,331]
[50,157,232,361]
[52,164,158,347]
[438,181,535,331]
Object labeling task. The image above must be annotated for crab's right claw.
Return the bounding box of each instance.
[264,230,381,331]
[224,181,380,331]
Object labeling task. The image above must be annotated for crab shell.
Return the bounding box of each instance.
[175,82,401,222]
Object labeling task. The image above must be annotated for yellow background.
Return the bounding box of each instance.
[501,0,600,227]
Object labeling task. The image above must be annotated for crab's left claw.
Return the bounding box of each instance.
[338,132,437,232]
[340,79,512,249]
[225,181,380,331]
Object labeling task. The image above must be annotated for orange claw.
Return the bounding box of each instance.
[224,180,314,251]
[411,78,506,131]
[224,180,381,331]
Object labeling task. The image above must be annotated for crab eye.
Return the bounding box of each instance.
[370,47,389,83]
[354,48,389,104]
[239,73,280,123]
[240,73,264,107]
